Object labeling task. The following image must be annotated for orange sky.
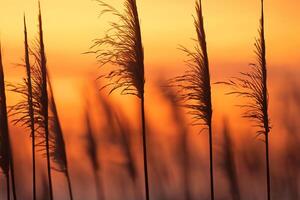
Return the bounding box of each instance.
[1,0,300,76]
[0,0,299,143]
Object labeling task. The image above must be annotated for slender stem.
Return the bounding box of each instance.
[24,16,36,200]
[265,134,271,200]
[6,174,10,200]
[141,95,150,200]
[65,168,74,200]
[32,132,36,200]
[94,168,105,200]
[208,125,214,200]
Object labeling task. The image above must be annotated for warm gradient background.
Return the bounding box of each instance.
[0,0,299,199]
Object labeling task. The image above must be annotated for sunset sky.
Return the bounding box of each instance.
[0,1,299,199]
[0,0,299,139]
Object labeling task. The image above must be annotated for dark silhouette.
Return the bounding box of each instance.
[29,3,54,199]
[9,15,37,200]
[89,0,148,199]
[0,44,18,200]
[218,1,271,199]
[24,15,37,200]
[168,0,215,199]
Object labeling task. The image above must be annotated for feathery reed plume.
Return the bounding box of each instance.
[29,3,54,199]
[8,15,37,200]
[217,1,271,199]
[168,1,214,199]
[38,3,53,199]
[89,0,149,199]
[159,82,191,200]
[47,74,73,200]
[84,107,105,200]
[217,0,271,200]
[0,44,18,200]
[221,119,240,200]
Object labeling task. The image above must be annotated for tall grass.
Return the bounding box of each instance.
[168,0,215,199]
[38,3,53,199]
[29,3,54,199]
[89,0,148,199]
[9,15,37,200]
[219,0,271,199]
[0,44,18,200]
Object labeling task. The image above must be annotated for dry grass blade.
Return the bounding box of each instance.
[88,0,144,98]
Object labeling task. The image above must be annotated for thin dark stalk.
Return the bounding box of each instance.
[10,150,17,200]
[208,125,214,200]
[141,95,149,200]
[6,173,10,200]
[24,15,36,200]
[0,44,17,200]
[265,134,270,200]
[38,3,53,199]
[260,2,271,199]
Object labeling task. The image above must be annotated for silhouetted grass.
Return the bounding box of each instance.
[218,1,271,199]
[88,0,149,199]
[8,15,37,200]
[168,0,215,199]
[0,43,18,200]
[28,3,53,199]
